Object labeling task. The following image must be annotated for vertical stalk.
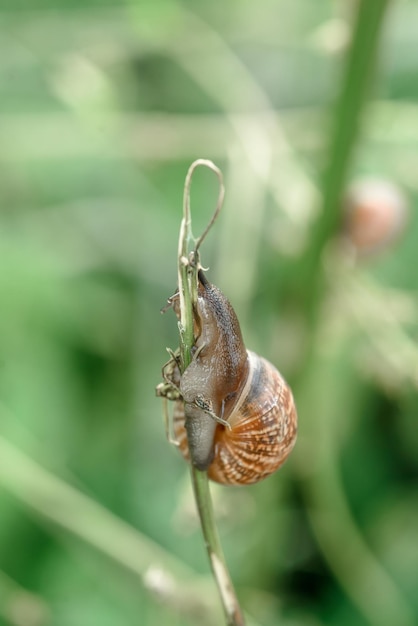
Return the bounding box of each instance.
[190,470,245,626]
[297,0,390,318]
[292,3,412,625]
[177,160,245,626]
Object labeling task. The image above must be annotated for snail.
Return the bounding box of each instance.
[161,270,297,486]
[342,178,408,257]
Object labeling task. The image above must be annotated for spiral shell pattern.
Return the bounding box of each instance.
[173,351,297,485]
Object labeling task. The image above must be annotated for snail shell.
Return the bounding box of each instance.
[173,351,297,485]
[343,178,408,256]
[171,270,297,486]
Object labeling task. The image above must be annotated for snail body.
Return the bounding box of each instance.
[178,271,249,470]
[170,270,297,486]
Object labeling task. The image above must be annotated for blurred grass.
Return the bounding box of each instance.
[0,1,418,625]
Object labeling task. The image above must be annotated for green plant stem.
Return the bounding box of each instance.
[190,470,245,626]
[294,0,390,322]
[291,3,413,625]
[0,435,232,626]
[178,160,245,626]
[178,243,194,371]
[0,438,198,580]
[0,567,49,626]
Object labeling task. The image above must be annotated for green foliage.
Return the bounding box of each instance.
[0,1,417,625]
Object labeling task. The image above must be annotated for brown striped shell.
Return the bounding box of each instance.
[173,350,297,485]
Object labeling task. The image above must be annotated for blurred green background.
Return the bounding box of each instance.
[0,1,417,625]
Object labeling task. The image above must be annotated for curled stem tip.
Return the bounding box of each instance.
[178,160,225,362]
[182,159,225,258]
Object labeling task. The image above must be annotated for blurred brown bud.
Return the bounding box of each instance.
[342,178,408,256]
